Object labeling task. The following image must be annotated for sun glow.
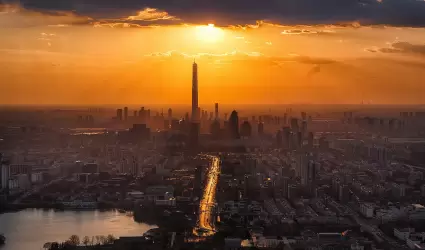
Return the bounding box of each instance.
[195,24,224,43]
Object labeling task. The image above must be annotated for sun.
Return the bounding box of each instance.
[195,24,224,43]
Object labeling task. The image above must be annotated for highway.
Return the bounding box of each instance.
[194,155,220,236]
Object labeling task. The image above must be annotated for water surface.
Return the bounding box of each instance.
[0,209,156,250]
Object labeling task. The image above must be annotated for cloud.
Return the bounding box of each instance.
[0,3,19,13]
[0,3,91,28]
[92,22,147,28]
[3,0,425,27]
[125,8,178,21]
[368,42,425,56]
[144,50,338,69]
[281,29,336,35]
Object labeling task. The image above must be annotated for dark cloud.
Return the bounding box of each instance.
[2,0,425,26]
[281,29,336,35]
[370,42,425,56]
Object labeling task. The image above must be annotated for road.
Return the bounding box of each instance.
[194,155,220,236]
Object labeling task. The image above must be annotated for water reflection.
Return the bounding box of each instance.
[0,209,156,250]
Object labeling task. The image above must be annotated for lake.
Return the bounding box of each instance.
[0,209,156,250]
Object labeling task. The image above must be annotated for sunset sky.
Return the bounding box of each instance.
[1,0,425,105]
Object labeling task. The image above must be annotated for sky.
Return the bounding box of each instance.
[1,0,425,105]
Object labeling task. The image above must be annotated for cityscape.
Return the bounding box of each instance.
[1,1,425,250]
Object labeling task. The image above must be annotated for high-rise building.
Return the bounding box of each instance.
[301,120,307,135]
[290,118,299,132]
[116,109,123,121]
[131,156,138,176]
[139,107,145,120]
[1,154,10,189]
[146,109,151,121]
[210,120,221,139]
[258,122,264,135]
[240,121,252,138]
[276,130,282,147]
[297,152,310,185]
[168,108,172,121]
[308,161,316,183]
[228,110,240,139]
[282,127,291,149]
[308,132,314,148]
[214,103,219,120]
[124,107,128,121]
[133,111,137,117]
[192,61,199,122]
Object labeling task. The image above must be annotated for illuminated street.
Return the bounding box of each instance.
[194,155,220,236]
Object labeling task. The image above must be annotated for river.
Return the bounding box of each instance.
[0,209,156,250]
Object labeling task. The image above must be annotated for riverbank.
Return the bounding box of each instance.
[0,209,157,250]
[0,200,135,214]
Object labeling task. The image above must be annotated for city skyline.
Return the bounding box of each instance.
[2,2,425,250]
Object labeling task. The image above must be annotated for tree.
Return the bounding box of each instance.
[99,235,107,245]
[43,242,52,250]
[68,235,80,246]
[82,236,90,246]
[48,242,59,250]
[106,234,116,244]
[95,235,101,245]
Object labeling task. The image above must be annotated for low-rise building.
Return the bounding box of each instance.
[360,203,374,218]
[394,228,415,241]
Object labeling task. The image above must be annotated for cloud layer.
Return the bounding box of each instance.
[2,0,425,26]
[367,42,425,56]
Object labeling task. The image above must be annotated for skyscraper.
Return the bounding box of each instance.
[276,130,282,147]
[168,108,172,121]
[290,118,299,132]
[116,109,123,121]
[192,61,199,122]
[124,107,128,121]
[240,121,252,138]
[215,103,219,120]
[258,122,264,135]
[228,110,240,139]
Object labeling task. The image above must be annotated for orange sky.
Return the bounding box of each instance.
[1,4,425,105]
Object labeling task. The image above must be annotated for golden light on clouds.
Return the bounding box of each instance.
[195,24,225,43]
[1,3,425,105]
[126,8,179,21]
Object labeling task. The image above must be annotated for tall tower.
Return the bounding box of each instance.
[215,103,219,120]
[192,60,199,122]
